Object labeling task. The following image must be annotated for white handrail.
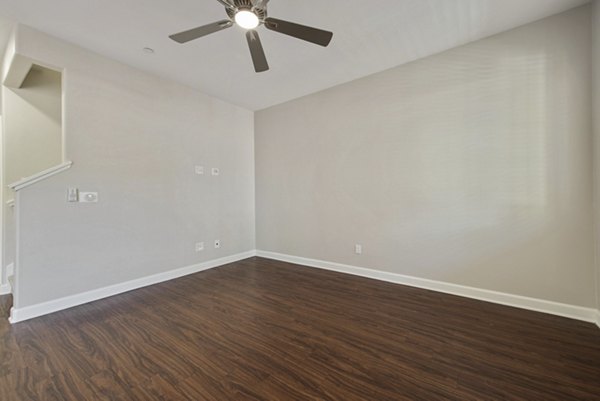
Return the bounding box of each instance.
[8,161,73,191]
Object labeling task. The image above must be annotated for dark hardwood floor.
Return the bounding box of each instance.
[1,257,599,400]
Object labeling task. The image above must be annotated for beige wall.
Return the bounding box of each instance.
[593,0,600,311]
[256,6,595,307]
[11,25,255,308]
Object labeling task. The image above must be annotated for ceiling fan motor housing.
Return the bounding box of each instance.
[226,0,267,21]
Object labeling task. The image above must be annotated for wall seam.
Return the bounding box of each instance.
[593,1,600,311]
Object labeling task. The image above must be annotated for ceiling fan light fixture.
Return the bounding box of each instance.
[169,0,334,73]
[234,10,259,29]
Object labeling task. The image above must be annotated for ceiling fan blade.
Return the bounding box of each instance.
[253,0,270,8]
[169,20,233,44]
[246,30,269,73]
[216,0,235,8]
[264,17,333,47]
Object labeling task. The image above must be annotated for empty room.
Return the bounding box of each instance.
[0,0,599,399]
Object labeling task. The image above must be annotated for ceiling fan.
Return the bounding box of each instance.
[169,0,333,73]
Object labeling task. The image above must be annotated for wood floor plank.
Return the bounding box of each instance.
[1,257,599,400]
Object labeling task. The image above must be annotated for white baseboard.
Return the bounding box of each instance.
[9,249,600,328]
[256,250,599,324]
[9,250,257,324]
[0,283,11,296]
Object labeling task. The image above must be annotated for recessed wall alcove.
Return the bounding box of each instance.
[1,53,69,297]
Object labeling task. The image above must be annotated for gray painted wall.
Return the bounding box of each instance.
[256,6,595,307]
[13,25,255,308]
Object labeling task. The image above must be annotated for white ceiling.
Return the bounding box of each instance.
[0,0,590,110]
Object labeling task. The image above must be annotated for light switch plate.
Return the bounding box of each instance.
[67,188,79,202]
[211,167,220,176]
[79,192,98,203]
[195,165,204,175]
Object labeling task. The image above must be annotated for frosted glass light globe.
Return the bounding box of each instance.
[235,10,260,29]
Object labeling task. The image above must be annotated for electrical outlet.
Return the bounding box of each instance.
[214,239,221,249]
[355,244,362,255]
[195,242,204,252]
[195,165,204,175]
[211,167,220,176]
